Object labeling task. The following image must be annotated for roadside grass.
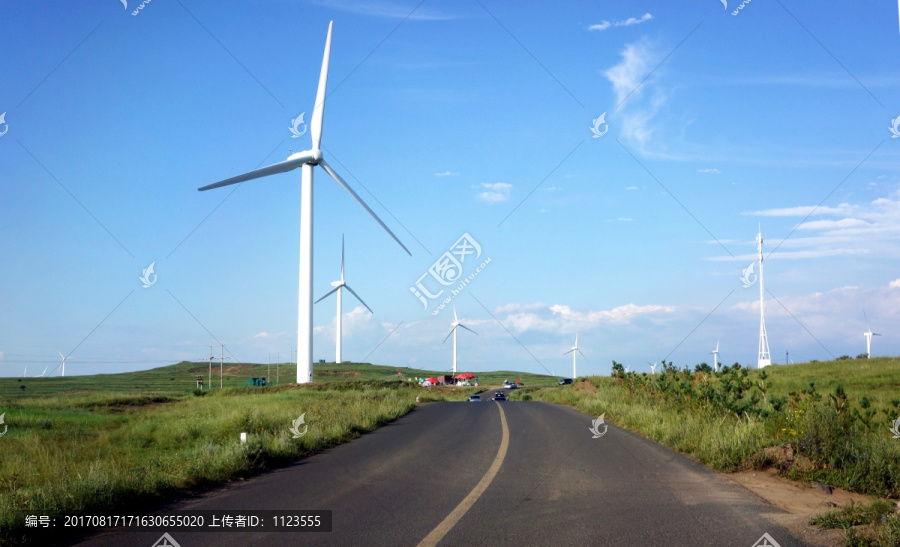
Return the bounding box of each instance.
[508,357,900,545]
[0,380,474,546]
[809,500,900,546]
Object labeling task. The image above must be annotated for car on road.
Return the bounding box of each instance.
[503,381,517,389]
[492,394,506,401]
[558,378,572,385]
[468,394,482,402]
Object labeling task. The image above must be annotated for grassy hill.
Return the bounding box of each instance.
[0,361,560,397]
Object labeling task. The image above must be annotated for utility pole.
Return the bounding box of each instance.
[267,352,271,385]
[219,345,230,389]
[207,345,214,390]
[277,351,280,384]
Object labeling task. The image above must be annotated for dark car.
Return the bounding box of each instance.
[492,394,506,401]
[558,378,573,385]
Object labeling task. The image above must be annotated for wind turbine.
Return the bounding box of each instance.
[864,311,881,359]
[443,301,477,374]
[648,360,658,374]
[315,235,372,364]
[198,21,410,384]
[57,352,73,377]
[563,334,587,379]
[711,341,720,372]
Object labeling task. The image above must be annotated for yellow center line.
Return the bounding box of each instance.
[417,401,510,547]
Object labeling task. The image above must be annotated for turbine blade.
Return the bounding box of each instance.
[314,286,340,303]
[343,285,373,314]
[458,324,478,335]
[319,159,411,255]
[310,21,333,150]
[577,349,588,360]
[442,327,456,344]
[199,153,314,191]
[340,234,345,281]
[453,301,458,323]
[563,349,575,355]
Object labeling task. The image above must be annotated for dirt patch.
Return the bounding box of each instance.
[224,365,255,374]
[573,381,598,393]
[730,468,877,546]
[317,370,362,377]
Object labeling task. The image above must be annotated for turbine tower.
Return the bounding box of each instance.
[315,235,372,364]
[864,311,880,359]
[757,227,771,368]
[56,352,74,377]
[443,301,477,374]
[563,334,586,378]
[711,341,720,372]
[198,22,410,384]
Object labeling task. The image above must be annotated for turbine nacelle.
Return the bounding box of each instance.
[288,148,322,165]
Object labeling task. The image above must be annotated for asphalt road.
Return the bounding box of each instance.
[74,394,806,546]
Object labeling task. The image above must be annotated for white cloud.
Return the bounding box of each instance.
[604,39,666,151]
[697,168,721,174]
[435,171,458,177]
[617,217,633,222]
[253,332,269,338]
[890,279,900,288]
[477,182,512,204]
[497,301,674,333]
[589,13,652,31]
[626,186,638,190]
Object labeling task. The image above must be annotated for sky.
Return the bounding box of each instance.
[2,0,900,379]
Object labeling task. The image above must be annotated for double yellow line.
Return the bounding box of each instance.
[417,402,510,547]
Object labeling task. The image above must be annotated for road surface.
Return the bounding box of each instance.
[75,395,806,546]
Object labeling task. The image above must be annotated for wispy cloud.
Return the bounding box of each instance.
[435,171,459,177]
[477,182,512,204]
[713,190,900,261]
[253,332,269,339]
[310,0,455,21]
[697,168,721,174]
[589,13,653,31]
[891,279,900,288]
[497,302,674,333]
[604,38,667,152]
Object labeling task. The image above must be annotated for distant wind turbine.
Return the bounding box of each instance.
[46,351,75,377]
[443,301,477,374]
[315,235,372,364]
[198,21,410,384]
[864,311,881,359]
[648,360,658,374]
[563,334,587,379]
[711,341,720,372]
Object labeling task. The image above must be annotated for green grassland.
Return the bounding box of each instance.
[509,356,900,546]
[0,361,557,546]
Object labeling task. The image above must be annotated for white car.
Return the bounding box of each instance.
[468,394,482,402]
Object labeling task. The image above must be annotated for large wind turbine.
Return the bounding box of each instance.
[315,235,372,364]
[443,301,477,374]
[711,340,720,372]
[563,334,586,379]
[56,352,74,377]
[198,21,410,384]
[864,311,880,359]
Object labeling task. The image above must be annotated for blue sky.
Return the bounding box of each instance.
[2,0,900,378]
